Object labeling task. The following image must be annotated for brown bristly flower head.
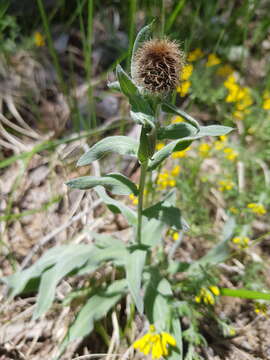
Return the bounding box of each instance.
[133,38,184,95]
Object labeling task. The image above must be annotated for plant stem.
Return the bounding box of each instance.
[137,160,148,244]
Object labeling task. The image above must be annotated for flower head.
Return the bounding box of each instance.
[232,236,250,249]
[133,325,176,359]
[247,203,266,215]
[195,286,220,305]
[187,48,204,62]
[133,39,184,94]
[206,53,221,67]
[34,32,45,47]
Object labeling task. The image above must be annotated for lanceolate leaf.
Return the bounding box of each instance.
[220,288,270,301]
[33,245,95,319]
[95,187,137,226]
[162,103,200,130]
[131,21,154,79]
[158,122,197,140]
[149,124,234,170]
[125,248,147,314]
[66,279,127,342]
[66,173,138,196]
[77,136,139,166]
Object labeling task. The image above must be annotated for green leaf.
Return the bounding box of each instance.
[145,270,182,359]
[33,245,94,319]
[116,64,154,122]
[77,136,139,166]
[125,248,147,314]
[66,172,138,196]
[4,245,75,297]
[131,21,154,79]
[149,123,234,170]
[162,103,200,130]
[65,279,127,342]
[158,122,197,140]
[141,218,164,247]
[188,217,235,273]
[95,186,137,226]
[220,288,270,301]
[143,191,189,231]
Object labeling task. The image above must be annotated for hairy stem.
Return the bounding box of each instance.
[137,160,148,244]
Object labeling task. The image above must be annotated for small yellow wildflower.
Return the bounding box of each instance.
[180,64,193,81]
[220,135,228,142]
[229,328,236,336]
[187,48,204,62]
[205,53,221,67]
[232,110,244,120]
[223,147,238,161]
[129,194,138,205]
[195,286,220,305]
[133,325,176,359]
[34,31,45,47]
[224,74,237,88]
[177,81,191,97]
[199,143,211,157]
[247,203,266,215]
[157,171,176,190]
[171,116,184,124]
[172,147,190,158]
[156,142,165,151]
[218,179,234,192]
[172,232,179,241]
[214,135,227,151]
[216,64,234,77]
[254,302,268,316]
[229,207,239,214]
[263,98,270,110]
[232,236,250,249]
[171,165,181,177]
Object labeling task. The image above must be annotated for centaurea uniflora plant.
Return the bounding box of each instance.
[4,23,270,360]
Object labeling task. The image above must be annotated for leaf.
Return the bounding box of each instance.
[66,279,127,342]
[95,186,137,226]
[125,248,147,314]
[107,81,121,91]
[4,245,75,297]
[141,218,165,247]
[131,21,154,79]
[158,122,197,140]
[220,288,270,301]
[149,123,234,170]
[66,172,138,196]
[77,136,139,166]
[33,245,95,319]
[188,217,235,273]
[116,65,154,122]
[144,270,182,359]
[162,103,200,130]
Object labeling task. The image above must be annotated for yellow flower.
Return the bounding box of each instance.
[247,203,266,215]
[254,302,268,316]
[177,81,191,97]
[223,147,238,161]
[172,147,190,158]
[218,179,234,192]
[199,143,211,157]
[34,32,45,47]
[263,98,270,110]
[133,325,176,359]
[129,193,138,205]
[187,48,204,62]
[229,207,238,214]
[224,74,237,88]
[157,171,176,190]
[156,142,165,151]
[232,110,244,120]
[205,53,221,67]
[171,116,184,123]
[216,64,234,77]
[195,286,219,305]
[172,232,179,241]
[180,64,193,81]
[171,165,181,177]
[232,236,250,249]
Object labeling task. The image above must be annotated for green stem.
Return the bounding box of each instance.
[137,160,149,244]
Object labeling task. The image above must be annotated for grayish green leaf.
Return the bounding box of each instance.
[126,248,147,314]
[66,173,137,196]
[158,122,197,140]
[77,136,138,166]
[162,103,200,130]
[95,186,137,226]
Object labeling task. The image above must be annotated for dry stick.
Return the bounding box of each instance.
[20,199,102,269]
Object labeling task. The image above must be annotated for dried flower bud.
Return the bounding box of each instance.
[132,39,184,95]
